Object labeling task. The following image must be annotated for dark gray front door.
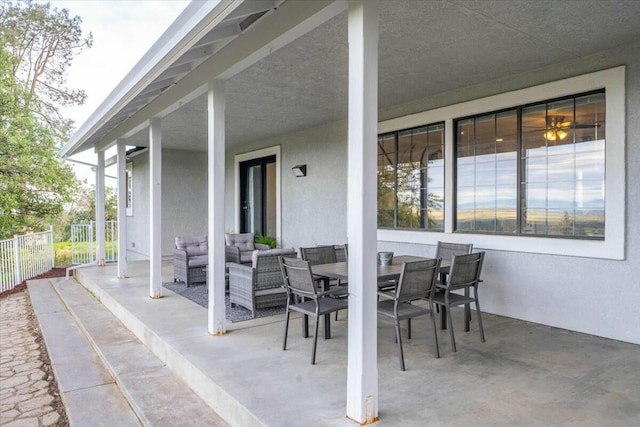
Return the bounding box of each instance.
[239,155,276,236]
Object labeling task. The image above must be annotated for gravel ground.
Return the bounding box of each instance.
[0,268,69,427]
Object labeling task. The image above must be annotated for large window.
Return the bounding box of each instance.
[455,91,605,239]
[378,123,444,231]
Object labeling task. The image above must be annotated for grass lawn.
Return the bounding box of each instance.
[54,241,118,267]
[54,241,72,267]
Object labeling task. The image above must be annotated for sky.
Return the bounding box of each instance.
[42,0,190,185]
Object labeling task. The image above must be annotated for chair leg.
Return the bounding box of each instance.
[475,292,485,343]
[430,310,440,359]
[311,314,320,365]
[447,305,456,353]
[395,320,405,371]
[407,318,412,340]
[282,307,291,351]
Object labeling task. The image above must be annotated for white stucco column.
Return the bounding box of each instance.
[149,118,163,298]
[95,149,106,266]
[346,0,379,424]
[116,139,128,278]
[207,79,226,335]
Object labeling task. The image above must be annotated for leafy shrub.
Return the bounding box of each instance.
[255,234,277,249]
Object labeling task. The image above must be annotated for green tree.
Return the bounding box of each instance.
[1,0,92,138]
[55,185,117,242]
[0,45,78,239]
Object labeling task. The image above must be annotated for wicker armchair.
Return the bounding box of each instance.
[228,248,297,318]
[174,235,208,287]
[224,232,270,265]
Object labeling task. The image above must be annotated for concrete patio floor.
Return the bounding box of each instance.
[71,260,640,426]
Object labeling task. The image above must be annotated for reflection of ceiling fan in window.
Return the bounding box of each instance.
[544,116,572,141]
[544,115,600,142]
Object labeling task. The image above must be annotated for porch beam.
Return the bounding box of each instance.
[346,0,379,424]
[95,149,106,265]
[149,118,163,298]
[207,79,226,335]
[116,139,128,278]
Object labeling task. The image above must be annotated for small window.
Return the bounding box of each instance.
[125,163,133,216]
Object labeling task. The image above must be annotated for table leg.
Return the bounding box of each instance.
[441,307,447,330]
[323,277,331,339]
[300,294,308,338]
[464,288,471,332]
[303,314,309,338]
[439,273,448,330]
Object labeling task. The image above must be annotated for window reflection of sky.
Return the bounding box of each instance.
[457,139,605,233]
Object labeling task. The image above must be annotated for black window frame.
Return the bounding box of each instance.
[453,89,606,240]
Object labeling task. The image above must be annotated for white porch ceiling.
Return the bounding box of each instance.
[78,0,640,152]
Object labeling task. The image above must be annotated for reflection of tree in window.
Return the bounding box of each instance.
[377,124,444,231]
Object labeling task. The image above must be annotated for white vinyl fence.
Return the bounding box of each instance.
[71,220,118,266]
[0,227,54,293]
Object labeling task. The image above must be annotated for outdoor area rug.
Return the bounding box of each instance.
[163,281,286,323]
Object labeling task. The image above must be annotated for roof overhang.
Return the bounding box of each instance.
[60,0,287,157]
[61,0,640,158]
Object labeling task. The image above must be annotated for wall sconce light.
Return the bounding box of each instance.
[292,164,307,177]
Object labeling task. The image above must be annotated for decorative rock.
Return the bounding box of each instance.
[0,290,67,426]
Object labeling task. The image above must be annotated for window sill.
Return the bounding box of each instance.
[377,228,623,260]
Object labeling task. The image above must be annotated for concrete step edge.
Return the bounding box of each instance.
[27,278,143,427]
[74,269,263,427]
[48,278,154,427]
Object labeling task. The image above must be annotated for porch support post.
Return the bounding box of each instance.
[346,0,379,424]
[207,78,226,335]
[149,118,163,298]
[95,149,106,266]
[116,139,128,278]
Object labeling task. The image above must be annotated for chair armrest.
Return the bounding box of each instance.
[228,262,256,297]
[174,249,188,263]
[228,262,253,277]
[317,288,348,298]
[225,245,241,263]
[377,290,395,300]
[255,243,271,251]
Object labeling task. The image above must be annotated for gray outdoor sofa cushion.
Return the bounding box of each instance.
[225,233,270,264]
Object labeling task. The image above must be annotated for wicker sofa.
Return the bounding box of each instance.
[225,232,270,264]
[173,235,208,287]
[228,248,297,318]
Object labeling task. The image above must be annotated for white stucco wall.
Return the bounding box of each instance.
[225,121,348,250]
[126,148,208,260]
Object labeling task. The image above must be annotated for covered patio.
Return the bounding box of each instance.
[69,261,640,426]
[59,0,640,424]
